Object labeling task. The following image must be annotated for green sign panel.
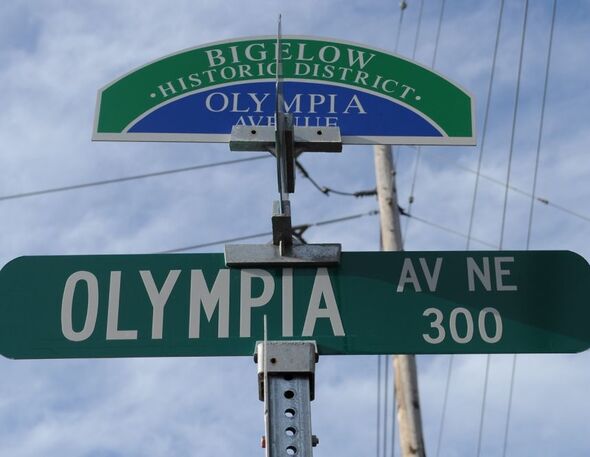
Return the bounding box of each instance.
[93,36,475,145]
[0,251,588,359]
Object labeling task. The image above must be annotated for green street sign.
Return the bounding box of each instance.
[93,36,475,145]
[0,251,588,359]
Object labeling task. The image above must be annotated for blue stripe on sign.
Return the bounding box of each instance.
[129,81,442,137]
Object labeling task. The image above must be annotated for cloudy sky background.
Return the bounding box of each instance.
[0,0,589,456]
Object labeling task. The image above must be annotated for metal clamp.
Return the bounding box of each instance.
[225,124,343,267]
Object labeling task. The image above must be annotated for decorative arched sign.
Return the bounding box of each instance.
[93,36,475,145]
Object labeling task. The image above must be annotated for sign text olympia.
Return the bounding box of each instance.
[93,36,475,146]
[0,251,588,359]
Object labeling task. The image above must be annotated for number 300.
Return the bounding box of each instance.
[422,307,503,344]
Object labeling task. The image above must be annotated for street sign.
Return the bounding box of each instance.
[93,36,475,145]
[0,251,588,359]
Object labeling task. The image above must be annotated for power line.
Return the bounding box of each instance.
[435,355,454,457]
[394,0,407,53]
[157,209,380,253]
[503,4,557,457]
[411,0,425,60]
[499,0,529,250]
[457,165,590,223]
[156,207,495,254]
[406,213,498,249]
[299,149,590,226]
[500,3,530,457]
[0,155,270,202]
[471,3,506,457]
[1,146,587,230]
[476,354,492,457]
[467,0,505,250]
[383,356,390,457]
[296,160,377,198]
[527,0,557,249]
[377,355,382,457]
[403,0,446,244]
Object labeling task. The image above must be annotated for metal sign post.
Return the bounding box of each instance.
[250,20,323,457]
[256,341,319,457]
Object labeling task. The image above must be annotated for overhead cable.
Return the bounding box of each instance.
[404,0,446,243]
[157,209,380,253]
[500,2,530,457]
[158,207,496,254]
[0,155,269,202]
[471,2,506,457]
[457,165,590,223]
[295,160,377,198]
[526,0,558,249]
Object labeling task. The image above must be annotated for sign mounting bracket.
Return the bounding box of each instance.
[225,16,342,267]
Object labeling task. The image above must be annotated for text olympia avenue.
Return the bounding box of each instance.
[93,36,475,145]
[0,251,588,359]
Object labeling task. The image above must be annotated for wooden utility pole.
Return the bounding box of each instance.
[374,144,426,457]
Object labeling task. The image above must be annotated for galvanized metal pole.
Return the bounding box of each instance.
[256,341,319,457]
[374,144,426,457]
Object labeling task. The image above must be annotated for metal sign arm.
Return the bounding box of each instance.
[225,16,341,266]
[274,15,295,199]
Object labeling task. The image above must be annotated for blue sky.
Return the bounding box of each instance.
[0,0,589,456]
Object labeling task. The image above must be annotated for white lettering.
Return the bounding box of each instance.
[282,268,293,337]
[140,270,180,339]
[106,271,138,340]
[382,79,399,93]
[189,269,230,338]
[220,66,237,80]
[205,92,229,112]
[396,258,421,292]
[309,94,326,113]
[318,45,340,64]
[343,94,366,114]
[249,93,270,113]
[295,62,311,76]
[467,257,492,291]
[296,43,314,61]
[284,94,302,113]
[245,43,267,61]
[418,257,443,292]
[347,49,376,69]
[231,93,249,112]
[229,45,240,64]
[400,84,416,99]
[494,257,518,291]
[205,48,225,67]
[302,268,345,336]
[61,271,99,342]
[240,269,274,337]
[157,81,177,98]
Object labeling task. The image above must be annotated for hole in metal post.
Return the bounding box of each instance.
[251,129,257,135]
[286,446,297,455]
[316,130,322,135]
[284,408,296,418]
[285,427,297,437]
[284,390,295,399]
[270,357,277,364]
